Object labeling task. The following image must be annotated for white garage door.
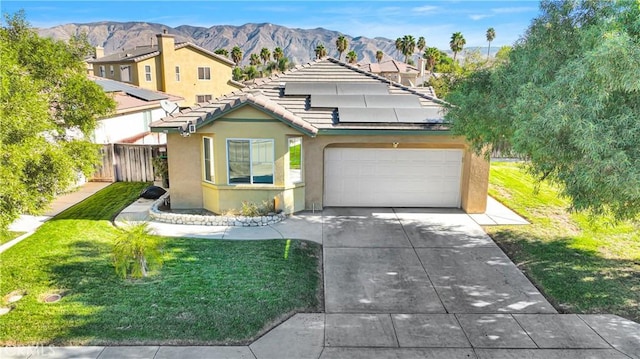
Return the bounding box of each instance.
[324,148,463,207]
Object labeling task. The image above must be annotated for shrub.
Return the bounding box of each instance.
[112,222,164,279]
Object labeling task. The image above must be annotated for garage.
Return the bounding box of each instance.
[324,148,463,207]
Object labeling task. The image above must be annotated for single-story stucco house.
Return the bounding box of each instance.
[150,58,489,215]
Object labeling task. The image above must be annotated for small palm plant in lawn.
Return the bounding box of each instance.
[112,222,164,279]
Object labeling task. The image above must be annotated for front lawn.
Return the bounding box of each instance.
[487,162,640,322]
[0,182,321,345]
[0,231,25,245]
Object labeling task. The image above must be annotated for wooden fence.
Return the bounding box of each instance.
[92,143,165,182]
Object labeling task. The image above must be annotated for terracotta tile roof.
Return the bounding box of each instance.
[150,58,449,135]
[360,59,419,74]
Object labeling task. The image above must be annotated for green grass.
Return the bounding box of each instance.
[0,231,26,245]
[289,143,301,169]
[487,162,640,322]
[0,182,321,345]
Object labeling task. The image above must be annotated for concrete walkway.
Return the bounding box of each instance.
[1,182,112,254]
[3,195,640,358]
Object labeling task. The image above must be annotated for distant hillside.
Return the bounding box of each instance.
[38,21,400,65]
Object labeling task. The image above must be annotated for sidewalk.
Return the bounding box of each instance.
[1,182,112,254]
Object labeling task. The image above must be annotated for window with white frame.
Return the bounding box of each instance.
[144,65,152,82]
[288,137,302,183]
[175,66,180,81]
[196,94,213,103]
[203,137,214,183]
[143,111,152,130]
[227,139,274,184]
[109,65,114,77]
[197,66,211,80]
[99,65,105,77]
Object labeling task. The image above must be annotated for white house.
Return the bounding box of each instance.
[91,77,183,144]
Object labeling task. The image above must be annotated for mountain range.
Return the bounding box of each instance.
[39,21,454,65]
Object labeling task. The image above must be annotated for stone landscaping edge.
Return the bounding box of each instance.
[149,194,287,227]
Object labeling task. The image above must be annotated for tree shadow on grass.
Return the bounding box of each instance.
[38,237,322,345]
[490,228,640,323]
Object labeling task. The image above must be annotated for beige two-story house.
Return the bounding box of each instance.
[90,32,243,106]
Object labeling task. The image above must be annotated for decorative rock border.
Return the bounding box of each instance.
[149,194,286,227]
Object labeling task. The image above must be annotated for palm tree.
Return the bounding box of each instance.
[231,46,243,66]
[273,47,284,62]
[449,32,466,61]
[423,47,441,72]
[260,47,271,65]
[395,37,403,60]
[244,65,259,80]
[249,53,261,66]
[400,35,416,63]
[417,36,426,55]
[376,50,384,63]
[277,57,290,72]
[214,48,229,58]
[486,27,496,57]
[346,50,357,64]
[336,35,348,61]
[315,43,327,59]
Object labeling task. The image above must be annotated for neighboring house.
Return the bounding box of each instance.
[358,59,430,88]
[150,58,489,215]
[91,77,183,144]
[89,31,243,106]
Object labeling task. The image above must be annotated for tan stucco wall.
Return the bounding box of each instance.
[167,106,307,214]
[166,133,203,209]
[303,135,489,213]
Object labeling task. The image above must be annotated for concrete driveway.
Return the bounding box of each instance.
[323,207,556,315]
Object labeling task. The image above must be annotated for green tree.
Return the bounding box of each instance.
[243,65,259,80]
[486,27,496,57]
[231,46,243,66]
[249,53,261,66]
[449,32,466,61]
[423,47,441,72]
[400,35,416,63]
[273,47,284,62]
[346,50,358,64]
[277,57,290,72]
[336,35,348,61]
[446,0,640,220]
[314,43,327,59]
[395,37,403,60]
[0,12,115,231]
[495,45,511,63]
[232,66,244,81]
[214,48,229,58]
[260,47,271,65]
[376,50,384,63]
[417,36,426,54]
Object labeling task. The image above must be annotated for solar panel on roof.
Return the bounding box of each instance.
[364,95,421,108]
[337,83,388,95]
[338,107,398,123]
[93,79,167,101]
[310,95,367,108]
[284,82,337,95]
[394,107,445,123]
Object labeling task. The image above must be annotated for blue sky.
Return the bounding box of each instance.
[3,1,541,49]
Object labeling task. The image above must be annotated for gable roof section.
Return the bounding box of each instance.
[90,42,234,66]
[150,58,449,135]
[91,76,183,114]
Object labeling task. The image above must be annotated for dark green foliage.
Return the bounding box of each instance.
[0,12,115,230]
[446,0,640,220]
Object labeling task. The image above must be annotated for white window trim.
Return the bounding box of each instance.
[197,66,211,80]
[99,65,105,77]
[144,65,152,82]
[203,136,214,184]
[175,66,181,82]
[226,138,275,185]
[196,94,213,103]
[288,137,303,183]
[109,65,114,77]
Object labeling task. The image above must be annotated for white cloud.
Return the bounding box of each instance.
[469,14,492,21]
[492,6,538,14]
[412,5,439,14]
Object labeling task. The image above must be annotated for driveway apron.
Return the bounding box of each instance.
[322,207,556,315]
